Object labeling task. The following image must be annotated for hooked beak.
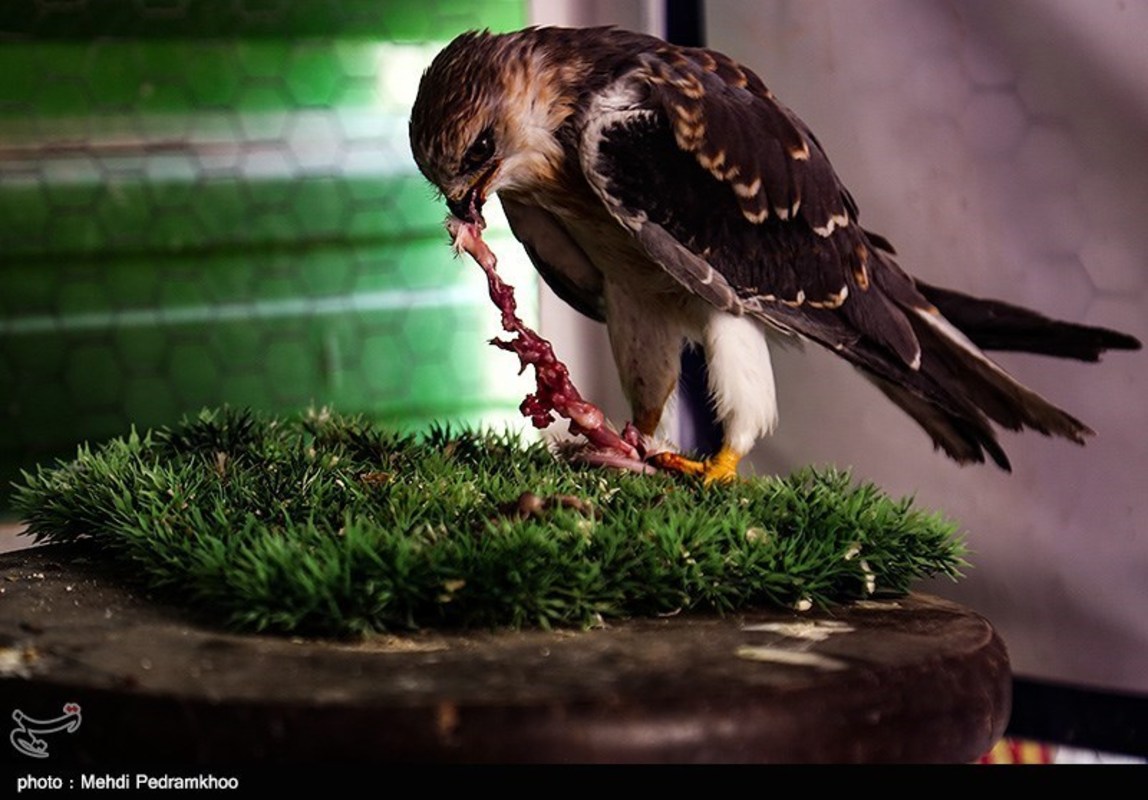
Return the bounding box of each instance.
[447,188,484,226]
[447,162,499,227]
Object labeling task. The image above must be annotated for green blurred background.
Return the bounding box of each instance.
[0,0,534,512]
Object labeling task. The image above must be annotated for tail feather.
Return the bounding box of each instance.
[915,281,1142,361]
[867,375,1011,470]
[756,243,1139,470]
[856,263,1132,468]
[908,307,1093,444]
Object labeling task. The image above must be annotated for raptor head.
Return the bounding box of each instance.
[409,29,579,227]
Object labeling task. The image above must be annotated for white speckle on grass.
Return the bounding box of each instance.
[860,559,877,595]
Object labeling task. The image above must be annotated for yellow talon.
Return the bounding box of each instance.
[702,447,741,484]
[650,446,742,484]
[649,451,706,476]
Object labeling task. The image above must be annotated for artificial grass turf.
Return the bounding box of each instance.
[12,407,966,636]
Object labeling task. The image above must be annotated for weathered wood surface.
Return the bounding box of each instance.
[0,542,1009,763]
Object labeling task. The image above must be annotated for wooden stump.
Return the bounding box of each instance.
[0,543,1009,763]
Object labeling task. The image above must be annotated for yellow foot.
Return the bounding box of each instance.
[649,447,742,484]
[702,448,741,483]
[648,451,706,477]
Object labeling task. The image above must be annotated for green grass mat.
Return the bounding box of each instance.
[11,408,965,636]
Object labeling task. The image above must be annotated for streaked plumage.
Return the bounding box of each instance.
[409,26,1140,479]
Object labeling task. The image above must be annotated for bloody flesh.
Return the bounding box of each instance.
[448,217,653,472]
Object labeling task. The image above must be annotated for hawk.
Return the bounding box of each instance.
[409,26,1140,481]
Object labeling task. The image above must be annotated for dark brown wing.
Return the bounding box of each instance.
[501,197,606,322]
[578,44,1101,469]
[580,45,923,368]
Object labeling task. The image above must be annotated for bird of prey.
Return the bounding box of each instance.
[409,26,1140,482]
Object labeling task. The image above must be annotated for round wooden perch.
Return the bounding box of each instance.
[0,543,1009,763]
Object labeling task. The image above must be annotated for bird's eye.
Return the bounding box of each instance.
[462,129,496,172]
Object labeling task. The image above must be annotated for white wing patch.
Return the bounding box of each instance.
[813,212,851,238]
[579,78,656,232]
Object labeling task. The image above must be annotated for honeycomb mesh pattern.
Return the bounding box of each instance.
[0,0,533,506]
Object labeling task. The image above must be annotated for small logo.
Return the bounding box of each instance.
[10,703,82,759]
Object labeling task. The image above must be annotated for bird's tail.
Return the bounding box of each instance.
[915,281,1142,362]
[871,279,1140,471]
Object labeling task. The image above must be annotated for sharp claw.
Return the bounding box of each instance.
[648,447,742,484]
[649,451,707,476]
